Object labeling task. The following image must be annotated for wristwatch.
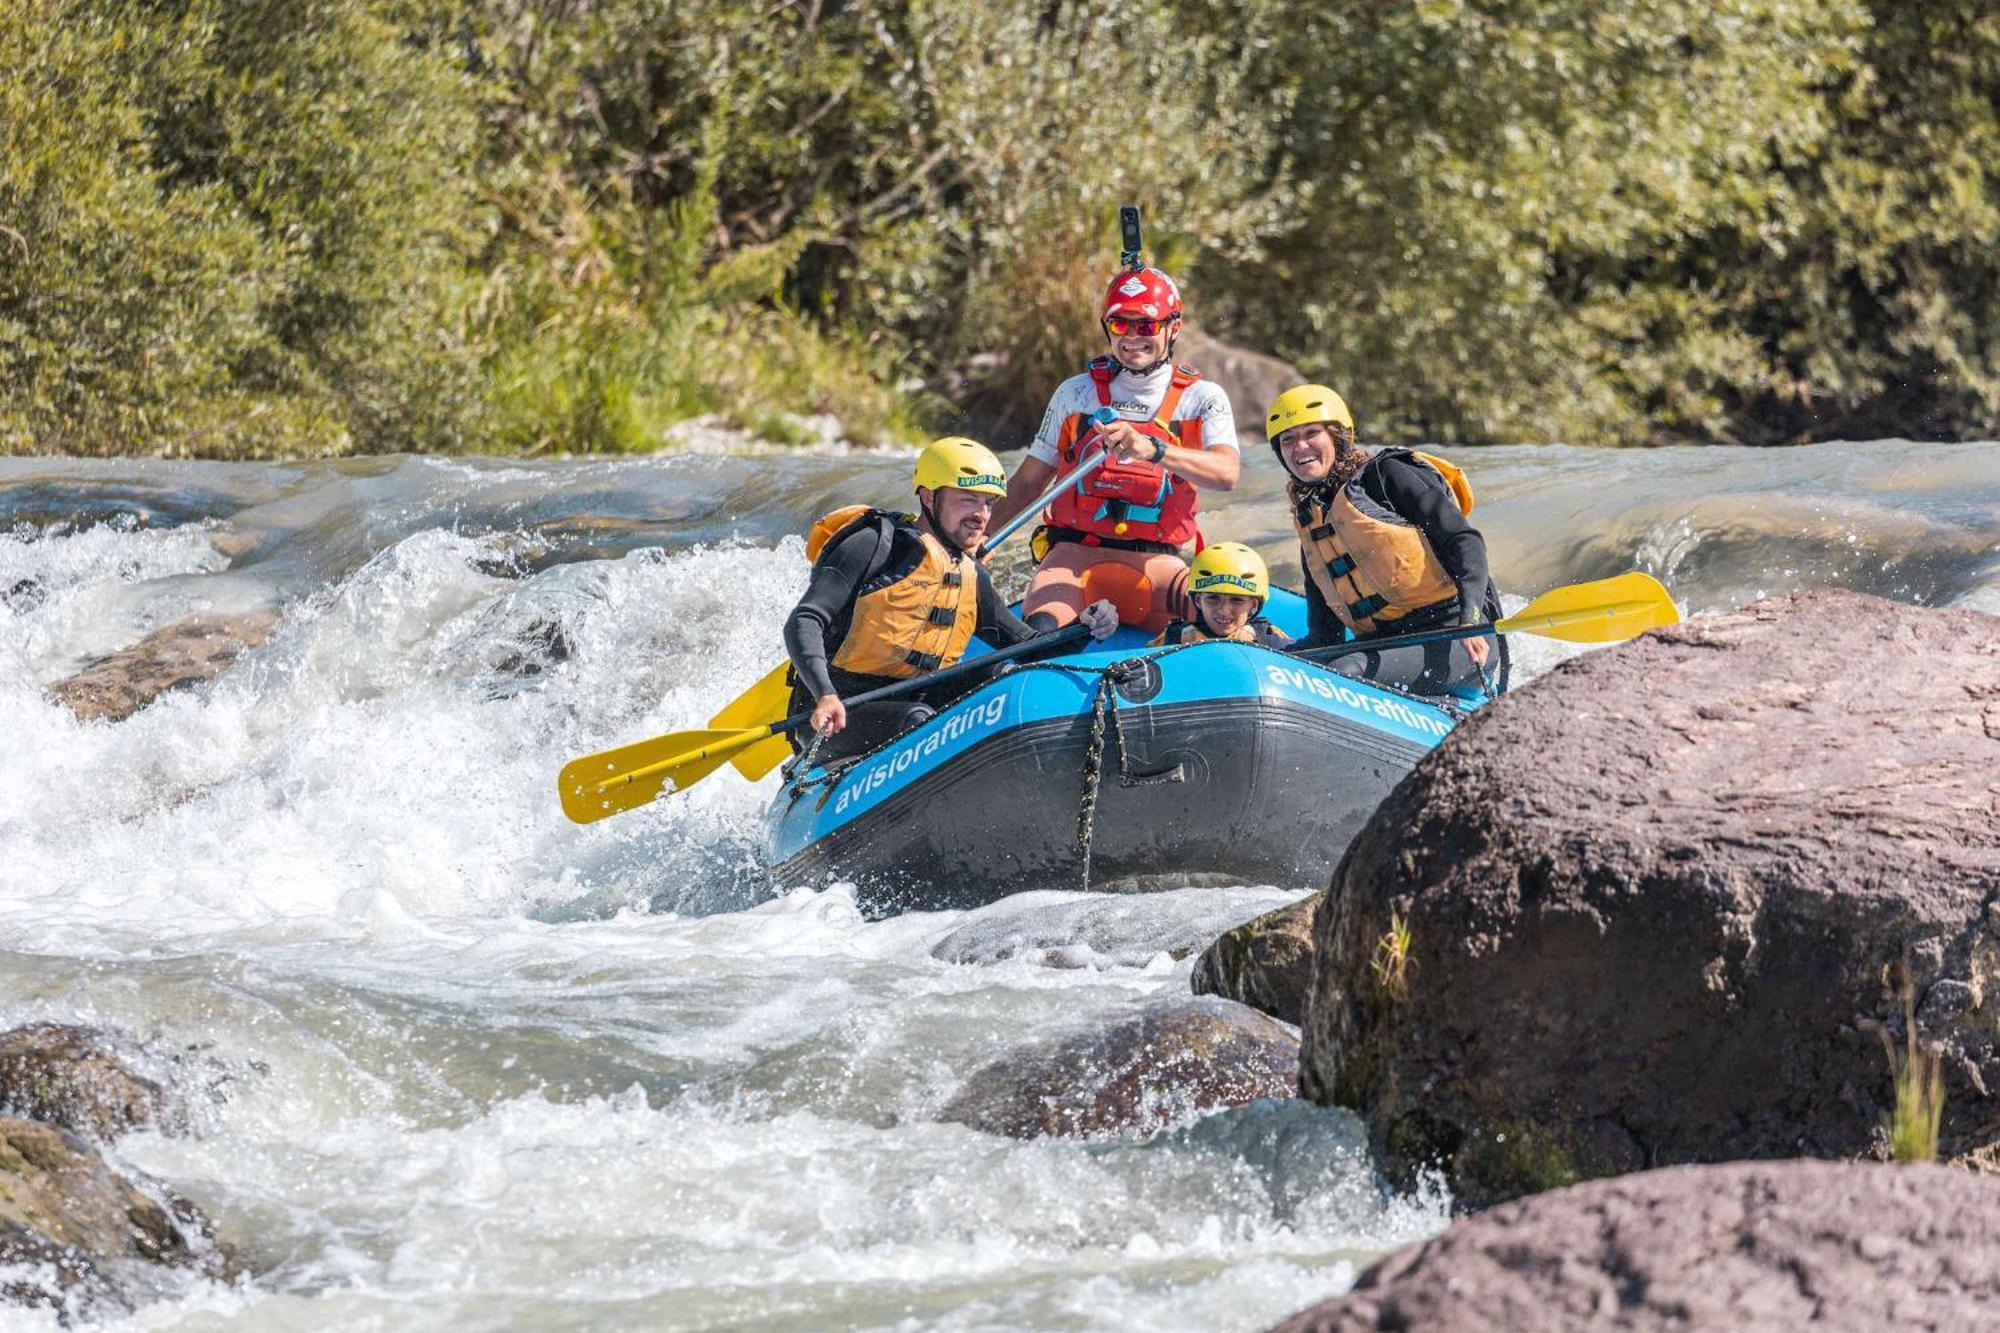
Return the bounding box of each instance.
[1148,436,1169,464]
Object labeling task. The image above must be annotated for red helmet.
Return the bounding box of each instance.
[1101,266,1183,324]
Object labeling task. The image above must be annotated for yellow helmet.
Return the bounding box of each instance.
[1265,384,1354,443]
[913,436,1007,498]
[1187,542,1269,603]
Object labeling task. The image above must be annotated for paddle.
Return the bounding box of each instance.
[704,414,1118,780]
[1298,571,1680,666]
[560,623,1093,824]
[979,413,1117,554]
[706,661,794,781]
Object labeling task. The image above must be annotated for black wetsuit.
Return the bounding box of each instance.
[1290,452,1508,696]
[784,516,1039,761]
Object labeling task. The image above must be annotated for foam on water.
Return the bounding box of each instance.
[0,506,1438,1330]
[0,444,1993,1330]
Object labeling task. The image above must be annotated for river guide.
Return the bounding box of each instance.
[987,209,1240,636]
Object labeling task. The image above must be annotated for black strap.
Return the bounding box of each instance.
[1041,525,1181,556]
[925,605,957,627]
[1350,594,1390,620]
[1327,553,1357,577]
[850,513,899,591]
[903,649,944,672]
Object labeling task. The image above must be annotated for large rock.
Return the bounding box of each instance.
[1174,328,1306,444]
[0,1114,237,1313]
[49,611,278,723]
[939,997,1298,1139]
[0,1025,178,1142]
[1301,589,2000,1204]
[1191,893,1321,1024]
[1271,1159,2000,1332]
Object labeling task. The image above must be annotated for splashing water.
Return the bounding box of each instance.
[0,442,1992,1328]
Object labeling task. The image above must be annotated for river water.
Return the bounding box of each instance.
[0,441,1994,1329]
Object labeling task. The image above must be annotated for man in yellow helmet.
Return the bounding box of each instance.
[785,437,1119,760]
[1266,385,1505,695]
[1149,542,1290,648]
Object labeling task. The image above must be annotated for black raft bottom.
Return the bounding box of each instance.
[771,696,1430,917]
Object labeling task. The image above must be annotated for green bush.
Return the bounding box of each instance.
[1213,0,1867,444]
[1,0,486,456]
[2,0,1994,455]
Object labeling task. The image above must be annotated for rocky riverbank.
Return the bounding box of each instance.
[1187,588,2000,1328]
[1273,1159,2000,1331]
[0,1025,237,1316]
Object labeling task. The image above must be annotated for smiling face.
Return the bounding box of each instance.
[1193,591,1257,637]
[920,486,997,550]
[1275,421,1341,483]
[1105,315,1176,370]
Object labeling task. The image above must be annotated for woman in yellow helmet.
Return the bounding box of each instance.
[1148,542,1290,648]
[784,437,1118,760]
[1266,385,1506,695]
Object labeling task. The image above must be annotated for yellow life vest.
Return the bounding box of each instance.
[1294,450,1474,636]
[810,507,981,679]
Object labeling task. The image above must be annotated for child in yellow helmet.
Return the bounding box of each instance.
[1149,542,1290,647]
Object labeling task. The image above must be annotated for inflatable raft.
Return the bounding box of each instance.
[766,588,1479,915]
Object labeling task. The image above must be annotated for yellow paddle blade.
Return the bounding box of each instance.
[731,733,795,782]
[558,726,772,824]
[1497,571,1681,644]
[710,662,792,730]
[707,662,795,778]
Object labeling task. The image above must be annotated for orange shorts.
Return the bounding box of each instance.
[1022,541,1190,635]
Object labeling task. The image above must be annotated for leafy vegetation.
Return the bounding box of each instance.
[2,0,1993,455]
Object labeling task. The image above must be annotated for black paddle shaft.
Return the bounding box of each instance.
[1297,618,1498,665]
[773,622,1093,738]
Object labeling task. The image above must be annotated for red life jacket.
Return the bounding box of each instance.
[1045,357,1204,549]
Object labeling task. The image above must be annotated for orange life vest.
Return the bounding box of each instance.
[1045,357,1204,549]
[809,508,981,679]
[1294,450,1475,636]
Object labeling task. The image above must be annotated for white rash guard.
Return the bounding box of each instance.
[1026,361,1238,467]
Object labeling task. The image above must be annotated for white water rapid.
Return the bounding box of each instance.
[0,441,1993,1329]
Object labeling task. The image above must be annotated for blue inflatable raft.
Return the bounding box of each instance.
[765,588,1475,915]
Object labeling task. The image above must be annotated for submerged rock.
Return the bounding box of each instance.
[49,611,278,723]
[1270,1159,2000,1332]
[1300,589,2000,1204]
[938,996,1297,1139]
[1191,893,1321,1024]
[0,1114,237,1314]
[0,1025,177,1141]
